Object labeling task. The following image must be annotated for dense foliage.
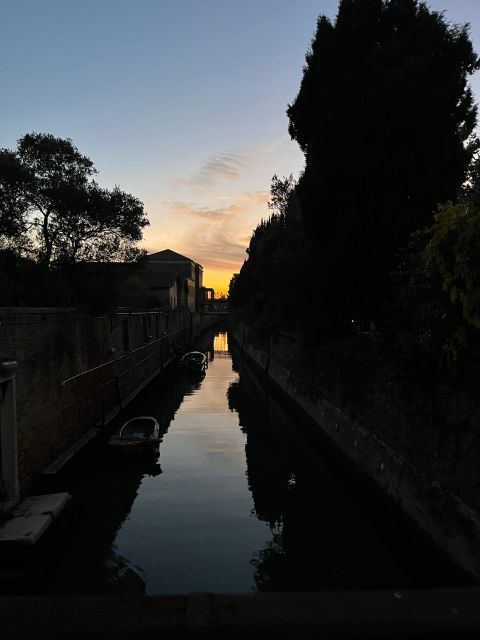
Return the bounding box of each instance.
[427,202,480,350]
[0,133,149,265]
[229,176,317,338]
[230,0,480,364]
[287,0,478,325]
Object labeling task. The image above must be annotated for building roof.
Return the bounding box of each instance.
[148,249,203,268]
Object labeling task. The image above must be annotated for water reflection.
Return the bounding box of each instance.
[228,346,467,592]
[0,364,203,595]
[227,379,290,527]
[0,330,468,595]
[0,451,153,594]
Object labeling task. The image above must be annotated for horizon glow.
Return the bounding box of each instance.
[1,0,480,294]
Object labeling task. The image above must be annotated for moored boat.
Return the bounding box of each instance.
[108,416,160,449]
[178,351,208,373]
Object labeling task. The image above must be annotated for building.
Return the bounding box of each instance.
[143,270,185,309]
[147,250,204,311]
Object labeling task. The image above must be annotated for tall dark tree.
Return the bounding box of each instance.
[229,174,318,337]
[0,149,32,240]
[0,133,149,264]
[461,150,480,205]
[288,0,479,327]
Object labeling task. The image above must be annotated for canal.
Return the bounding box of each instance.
[0,331,468,595]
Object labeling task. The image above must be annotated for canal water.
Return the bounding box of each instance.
[0,331,468,595]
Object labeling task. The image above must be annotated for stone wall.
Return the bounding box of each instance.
[231,322,480,581]
[0,308,224,495]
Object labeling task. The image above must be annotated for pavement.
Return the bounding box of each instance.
[0,588,480,639]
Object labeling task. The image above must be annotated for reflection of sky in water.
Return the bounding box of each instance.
[115,336,267,594]
[213,332,229,352]
[114,331,466,594]
[2,331,467,595]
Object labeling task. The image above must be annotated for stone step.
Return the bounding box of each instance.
[0,493,71,546]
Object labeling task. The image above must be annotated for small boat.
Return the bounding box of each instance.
[108,416,160,450]
[178,351,208,373]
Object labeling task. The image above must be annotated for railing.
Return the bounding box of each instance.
[59,327,187,441]
[61,328,185,386]
[54,309,225,458]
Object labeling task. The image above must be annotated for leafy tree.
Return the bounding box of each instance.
[461,150,480,205]
[53,182,147,264]
[287,0,479,327]
[230,175,317,338]
[0,132,149,264]
[389,199,480,366]
[267,174,296,218]
[426,201,480,342]
[0,149,32,240]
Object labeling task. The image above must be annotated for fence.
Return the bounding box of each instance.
[59,327,188,443]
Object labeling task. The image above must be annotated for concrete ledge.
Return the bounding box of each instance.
[0,589,479,639]
[0,513,52,546]
[12,492,71,519]
[0,493,71,546]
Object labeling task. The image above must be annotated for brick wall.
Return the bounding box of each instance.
[0,307,227,495]
[0,308,196,494]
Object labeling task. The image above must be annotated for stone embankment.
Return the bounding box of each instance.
[0,307,224,499]
[231,322,480,581]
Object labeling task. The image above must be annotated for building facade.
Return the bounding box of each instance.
[147,250,204,311]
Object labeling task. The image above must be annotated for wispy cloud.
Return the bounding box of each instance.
[165,191,269,221]
[146,190,270,280]
[165,201,239,220]
[216,191,269,206]
[170,137,300,195]
[190,148,250,189]
[169,191,270,273]
[144,135,303,290]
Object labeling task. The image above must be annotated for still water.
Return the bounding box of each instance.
[0,331,467,594]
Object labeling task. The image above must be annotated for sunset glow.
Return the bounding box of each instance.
[1,0,479,295]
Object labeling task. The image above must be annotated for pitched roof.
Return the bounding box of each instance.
[148,249,192,262]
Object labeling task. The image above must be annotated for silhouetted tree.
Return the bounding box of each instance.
[426,201,480,355]
[288,0,479,327]
[461,150,480,205]
[0,149,32,241]
[229,174,318,338]
[0,133,149,265]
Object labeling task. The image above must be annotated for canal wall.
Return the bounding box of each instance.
[2,588,480,639]
[230,322,480,581]
[0,307,225,497]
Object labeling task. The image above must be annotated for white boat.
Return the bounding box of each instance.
[108,416,160,449]
[178,351,208,373]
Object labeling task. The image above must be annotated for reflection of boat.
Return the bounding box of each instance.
[178,351,208,373]
[108,416,160,450]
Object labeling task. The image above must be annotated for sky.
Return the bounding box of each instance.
[1,1,480,294]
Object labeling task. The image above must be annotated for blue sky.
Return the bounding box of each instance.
[1,0,480,292]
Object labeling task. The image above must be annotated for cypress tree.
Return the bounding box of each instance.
[288,0,479,328]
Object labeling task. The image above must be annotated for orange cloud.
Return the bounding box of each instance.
[142,138,301,294]
[144,190,270,293]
